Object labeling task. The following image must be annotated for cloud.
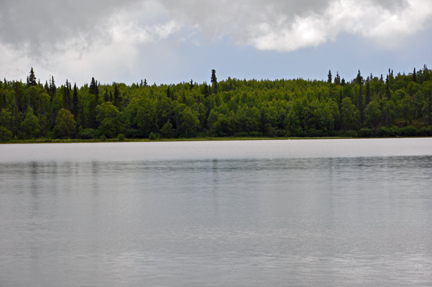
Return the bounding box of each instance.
[157,0,432,51]
[1,0,431,84]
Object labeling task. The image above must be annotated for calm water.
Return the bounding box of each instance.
[1,139,432,286]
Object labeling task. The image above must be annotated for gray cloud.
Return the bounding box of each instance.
[0,0,140,52]
[1,0,431,85]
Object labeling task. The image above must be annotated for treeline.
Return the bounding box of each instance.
[1,66,432,141]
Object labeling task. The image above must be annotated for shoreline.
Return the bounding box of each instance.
[1,136,426,144]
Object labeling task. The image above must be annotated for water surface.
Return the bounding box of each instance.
[1,139,432,286]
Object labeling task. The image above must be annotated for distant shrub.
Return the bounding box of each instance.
[234,132,249,137]
[418,127,429,137]
[359,128,373,138]
[400,126,417,137]
[378,126,391,137]
[249,131,263,137]
[390,126,401,137]
[149,132,156,140]
[345,130,358,138]
[125,128,143,139]
[266,126,277,137]
[78,128,99,139]
[276,129,286,137]
[117,133,125,141]
[305,128,322,137]
[100,135,107,141]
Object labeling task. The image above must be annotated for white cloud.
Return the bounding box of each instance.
[242,0,432,51]
[1,0,432,84]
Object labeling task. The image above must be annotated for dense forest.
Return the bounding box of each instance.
[1,66,432,142]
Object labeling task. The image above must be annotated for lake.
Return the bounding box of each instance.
[1,139,432,286]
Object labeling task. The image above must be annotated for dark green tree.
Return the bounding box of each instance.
[334,72,341,85]
[63,80,71,111]
[27,68,37,87]
[385,75,391,100]
[113,84,121,108]
[365,77,371,106]
[72,83,79,120]
[356,70,362,85]
[89,77,99,97]
[21,107,40,138]
[53,108,76,138]
[211,69,218,94]
[328,70,332,84]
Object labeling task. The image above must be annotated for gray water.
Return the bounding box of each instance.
[1,139,432,286]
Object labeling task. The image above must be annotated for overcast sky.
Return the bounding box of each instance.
[1,0,431,86]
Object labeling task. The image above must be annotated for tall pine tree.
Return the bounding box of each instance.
[211,70,218,94]
[72,83,78,120]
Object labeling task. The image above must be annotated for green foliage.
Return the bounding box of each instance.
[78,128,100,139]
[20,107,40,139]
[149,132,156,140]
[359,128,374,138]
[96,102,121,138]
[53,108,76,139]
[118,133,125,141]
[0,126,13,142]
[3,66,432,140]
[160,121,174,138]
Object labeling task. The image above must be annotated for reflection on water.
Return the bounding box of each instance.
[1,141,432,286]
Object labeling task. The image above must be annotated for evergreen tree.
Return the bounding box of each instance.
[63,80,72,111]
[44,81,49,93]
[413,67,417,83]
[166,86,171,99]
[356,70,362,85]
[385,75,391,100]
[103,88,109,102]
[328,70,332,84]
[211,69,218,94]
[358,83,364,123]
[28,68,37,87]
[72,83,79,120]
[49,76,56,101]
[365,77,371,106]
[89,77,99,97]
[334,72,341,85]
[113,84,121,108]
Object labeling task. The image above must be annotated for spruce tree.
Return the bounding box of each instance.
[334,72,341,85]
[365,77,371,106]
[72,83,78,120]
[63,80,71,111]
[211,69,218,94]
[385,75,391,100]
[413,68,417,83]
[328,70,332,84]
[358,83,364,123]
[113,84,120,108]
[166,86,171,99]
[89,77,99,97]
[356,70,362,85]
[28,68,37,86]
[103,88,109,102]
[49,76,56,100]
